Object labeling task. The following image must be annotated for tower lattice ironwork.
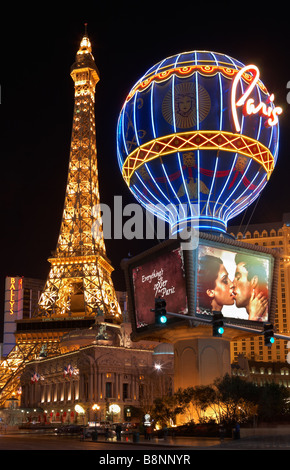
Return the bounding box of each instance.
[0,30,121,406]
[37,32,121,321]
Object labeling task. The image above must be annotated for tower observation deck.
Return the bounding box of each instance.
[0,29,121,406]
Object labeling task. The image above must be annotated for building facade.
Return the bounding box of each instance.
[232,354,290,388]
[229,213,290,363]
[20,322,174,424]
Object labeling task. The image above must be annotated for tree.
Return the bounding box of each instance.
[190,385,218,422]
[152,389,192,427]
[213,374,258,424]
[257,382,289,422]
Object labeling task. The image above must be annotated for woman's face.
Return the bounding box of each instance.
[178,95,192,114]
[207,264,235,309]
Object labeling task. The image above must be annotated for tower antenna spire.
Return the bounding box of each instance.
[84,22,88,36]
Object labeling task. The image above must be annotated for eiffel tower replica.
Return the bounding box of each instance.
[0,28,121,406]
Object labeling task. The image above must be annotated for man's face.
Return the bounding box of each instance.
[234,262,252,308]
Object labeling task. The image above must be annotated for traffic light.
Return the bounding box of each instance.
[212,311,224,337]
[264,322,275,346]
[155,297,167,325]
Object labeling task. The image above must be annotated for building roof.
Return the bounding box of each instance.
[229,213,290,235]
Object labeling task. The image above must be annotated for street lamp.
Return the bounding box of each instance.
[92,404,100,427]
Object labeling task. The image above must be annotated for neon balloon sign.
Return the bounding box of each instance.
[231,64,282,132]
[117,51,282,235]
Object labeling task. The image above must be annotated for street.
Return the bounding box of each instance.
[0,431,290,451]
[0,433,188,451]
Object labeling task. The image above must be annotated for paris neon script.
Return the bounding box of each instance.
[231,65,282,132]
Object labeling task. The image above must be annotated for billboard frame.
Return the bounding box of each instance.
[192,232,279,330]
[121,231,280,341]
[121,237,190,339]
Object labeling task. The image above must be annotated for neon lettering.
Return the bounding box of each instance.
[231,64,282,132]
[9,278,16,315]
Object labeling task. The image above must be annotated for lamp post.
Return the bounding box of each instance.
[92,403,100,428]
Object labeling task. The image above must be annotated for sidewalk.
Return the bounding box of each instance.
[3,426,290,449]
[92,427,290,450]
[93,434,222,448]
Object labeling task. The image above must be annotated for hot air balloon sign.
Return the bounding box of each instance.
[117,51,282,235]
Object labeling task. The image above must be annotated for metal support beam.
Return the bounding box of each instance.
[165,311,290,341]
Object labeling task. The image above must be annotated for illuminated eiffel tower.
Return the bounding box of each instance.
[0,28,121,406]
[37,30,121,321]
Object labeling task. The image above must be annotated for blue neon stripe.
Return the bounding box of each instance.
[133,171,179,227]
[214,154,238,218]
[205,54,223,219]
[255,84,262,141]
[222,160,254,220]
[150,57,167,140]
[226,172,260,218]
[133,91,140,147]
[215,55,243,222]
[120,106,128,158]
[161,163,186,220]
[144,163,179,219]
[171,53,191,221]
[225,174,267,222]
[194,53,201,219]
[131,182,170,223]
[210,52,223,130]
[150,83,156,139]
[221,158,252,220]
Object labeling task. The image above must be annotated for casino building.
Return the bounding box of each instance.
[229,213,290,364]
[19,319,174,425]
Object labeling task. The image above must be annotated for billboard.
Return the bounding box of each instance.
[122,239,189,334]
[196,242,274,323]
[122,232,279,338]
[131,242,187,329]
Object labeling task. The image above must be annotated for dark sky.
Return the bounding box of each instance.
[0,3,290,336]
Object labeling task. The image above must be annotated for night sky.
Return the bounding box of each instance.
[0,4,290,338]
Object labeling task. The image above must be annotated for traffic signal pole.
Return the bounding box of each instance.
[164,311,290,342]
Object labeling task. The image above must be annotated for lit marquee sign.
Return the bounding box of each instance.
[6,276,23,317]
[9,277,16,315]
[3,276,24,356]
[117,51,282,235]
